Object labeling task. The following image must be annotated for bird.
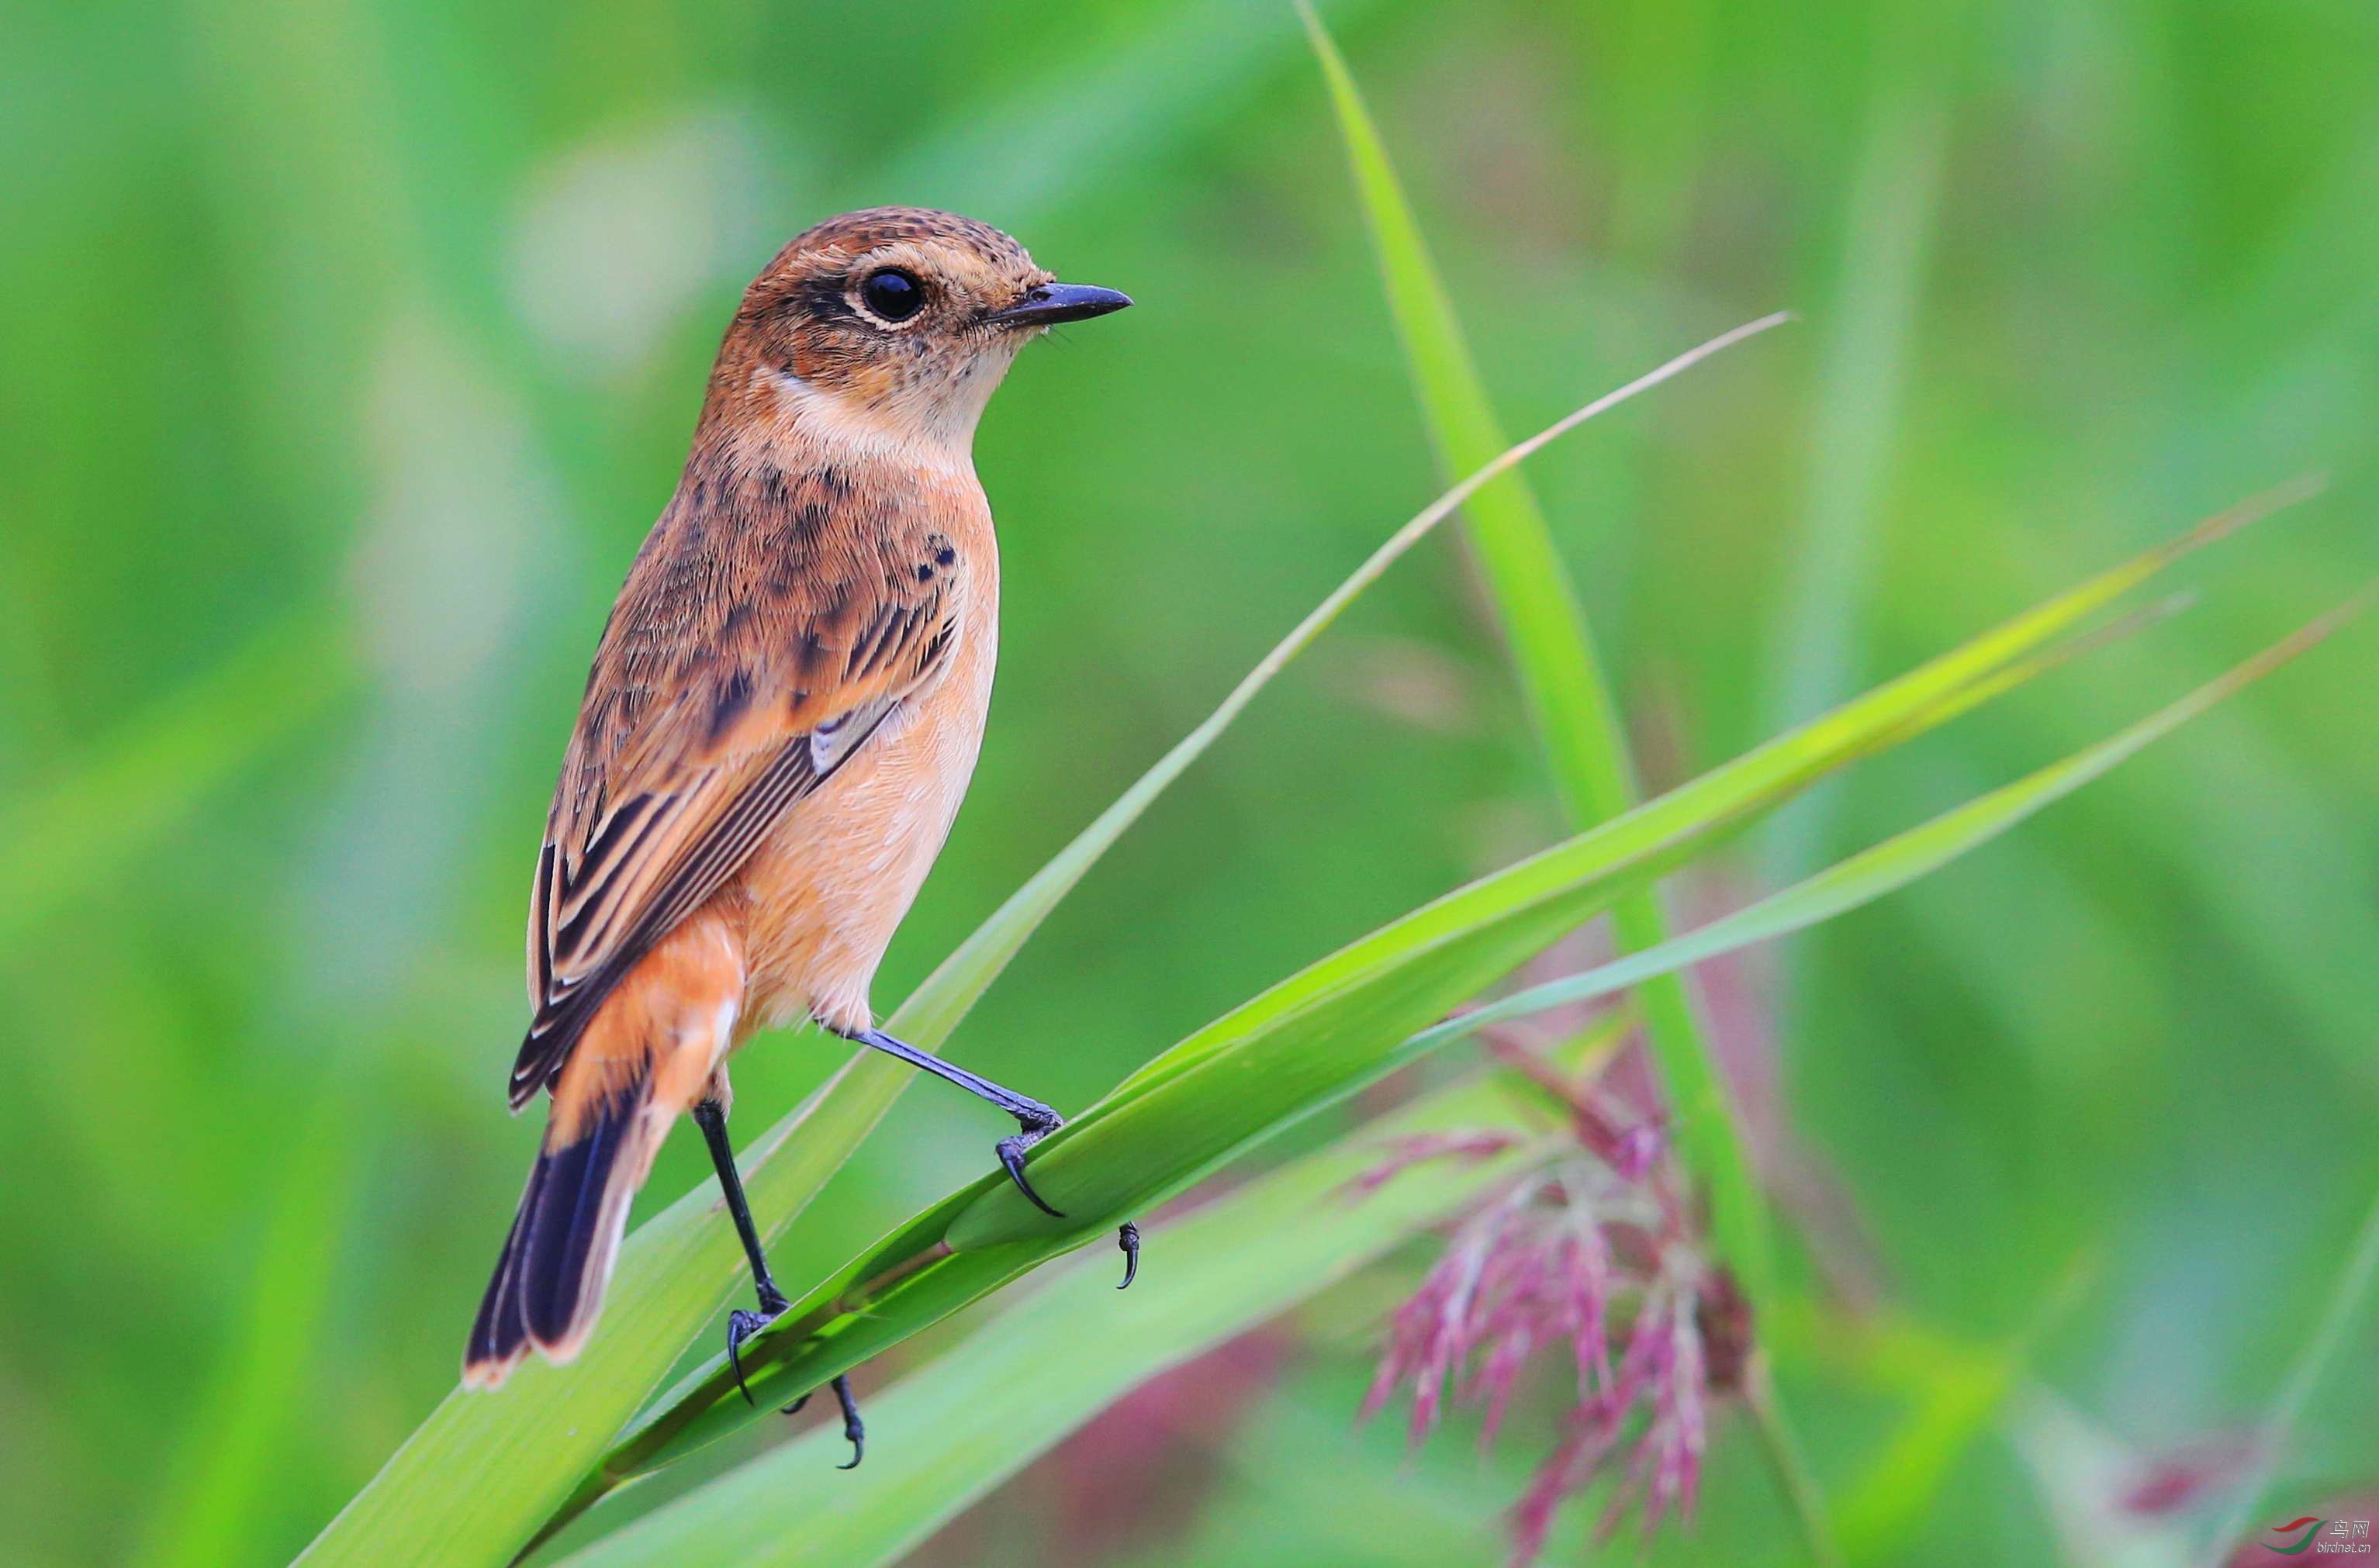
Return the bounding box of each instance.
[460,207,1132,1463]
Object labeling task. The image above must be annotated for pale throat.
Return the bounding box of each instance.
[754,351,1017,475]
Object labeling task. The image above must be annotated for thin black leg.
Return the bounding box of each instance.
[849,1027,1067,1215]
[844,1027,1144,1284]
[695,1100,870,1466]
[691,1099,789,1404]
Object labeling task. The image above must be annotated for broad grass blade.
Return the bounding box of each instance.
[1300,0,1783,1296]
[299,325,1774,1568]
[553,1063,1569,1566]
[562,529,2332,1528]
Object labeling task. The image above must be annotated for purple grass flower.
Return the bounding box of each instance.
[1343,1131,1526,1200]
[1357,1042,1751,1566]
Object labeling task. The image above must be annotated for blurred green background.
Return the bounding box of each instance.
[5,0,2376,1562]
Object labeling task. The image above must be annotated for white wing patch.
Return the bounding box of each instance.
[809,695,900,775]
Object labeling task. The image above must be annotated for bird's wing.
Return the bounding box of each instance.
[508,498,960,1107]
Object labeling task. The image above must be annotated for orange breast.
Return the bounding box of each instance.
[731,509,999,1038]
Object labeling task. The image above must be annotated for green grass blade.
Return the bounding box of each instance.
[1296,2,1627,821]
[299,326,1772,1568]
[904,311,1784,1045]
[133,1087,358,1568]
[553,1062,1573,1567]
[557,529,2308,1526]
[299,1061,911,1568]
[1101,492,2301,1109]
[1426,590,2369,1048]
[1829,1258,2093,1564]
[1762,19,1953,883]
[1298,0,1778,1294]
[2200,1172,2379,1563]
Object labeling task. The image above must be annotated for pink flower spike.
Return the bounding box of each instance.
[1341,1131,1523,1199]
[1562,1228,1613,1397]
[1473,1326,1534,1449]
[1355,1116,1734,1563]
[1507,1426,1589,1567]
[1607,1117,1667,1183]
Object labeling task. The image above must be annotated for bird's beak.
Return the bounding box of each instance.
[985,281,1134,329]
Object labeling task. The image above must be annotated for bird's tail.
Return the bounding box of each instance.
[462,907,743,1389]
[462,1063,667,1390]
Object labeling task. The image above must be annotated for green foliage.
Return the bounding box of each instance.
[303,304,1774,1568]
[343,457,2315,1562]
[594,511,2204,1504]
[1298,0,1769,1303]
[555,1052,1575,1567]
[545,563,2366,1568]
[8,2,2378,1564]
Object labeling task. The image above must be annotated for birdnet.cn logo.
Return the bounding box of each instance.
[2262,1517,2373,1555]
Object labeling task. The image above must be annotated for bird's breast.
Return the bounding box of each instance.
[734,485,999,1037]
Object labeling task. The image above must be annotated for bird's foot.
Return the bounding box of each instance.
[993,1112,1141,1285]
[828,1375,865,1468]
[994,1103,1067,1217]
[726,1282,791,1405]
[780,1373,865,1468]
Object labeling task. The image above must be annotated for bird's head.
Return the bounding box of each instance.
[714,206,1130,458]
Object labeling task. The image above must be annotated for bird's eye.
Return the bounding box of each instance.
[859,268,925,323]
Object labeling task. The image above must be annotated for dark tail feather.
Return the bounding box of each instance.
[463,1069,656,1389]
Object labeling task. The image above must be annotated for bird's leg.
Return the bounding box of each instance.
[780,1375,865,1467]
[692,1101,870,1466]
[848,1027,1065,1211]
[849,1027,1143,1286]
[690,1099,794,1402]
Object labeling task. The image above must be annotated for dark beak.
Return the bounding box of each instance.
[986,281,1133,329]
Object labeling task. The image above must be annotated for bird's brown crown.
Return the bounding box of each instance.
[707,207,1059,451]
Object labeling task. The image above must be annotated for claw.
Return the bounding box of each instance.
[1116,1221,1140,1289]
[726,1308,775,1406]
[995,1132,1066,1217]
[832,1375,866,1470]
[784,1374,866,1466]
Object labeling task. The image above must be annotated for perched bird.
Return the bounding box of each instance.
[462,208,1132,1459]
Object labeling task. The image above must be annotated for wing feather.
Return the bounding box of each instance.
[507,476,961,1107]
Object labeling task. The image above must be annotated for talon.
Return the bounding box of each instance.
[726,1283,791,1406]
[782,1393,810,1416]
[832,1374,865,1470]
[1116,1221,1140,1290]
[996,1132,1066,1217]
[726,1309,773,1406]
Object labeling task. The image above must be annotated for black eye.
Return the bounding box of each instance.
[859,268,924,323]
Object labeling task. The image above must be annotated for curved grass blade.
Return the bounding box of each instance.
[556,582,2360,1560]
[300,325,1779,1568]
[552,523,2323,1532]
[904,312,1785,1045]
[2200,1172,2379,1563]
[1298,0,1782,1302]
[1829,1255,2095,1563]
[553,1059,1579,1567]
[1413,586,2370,1052]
